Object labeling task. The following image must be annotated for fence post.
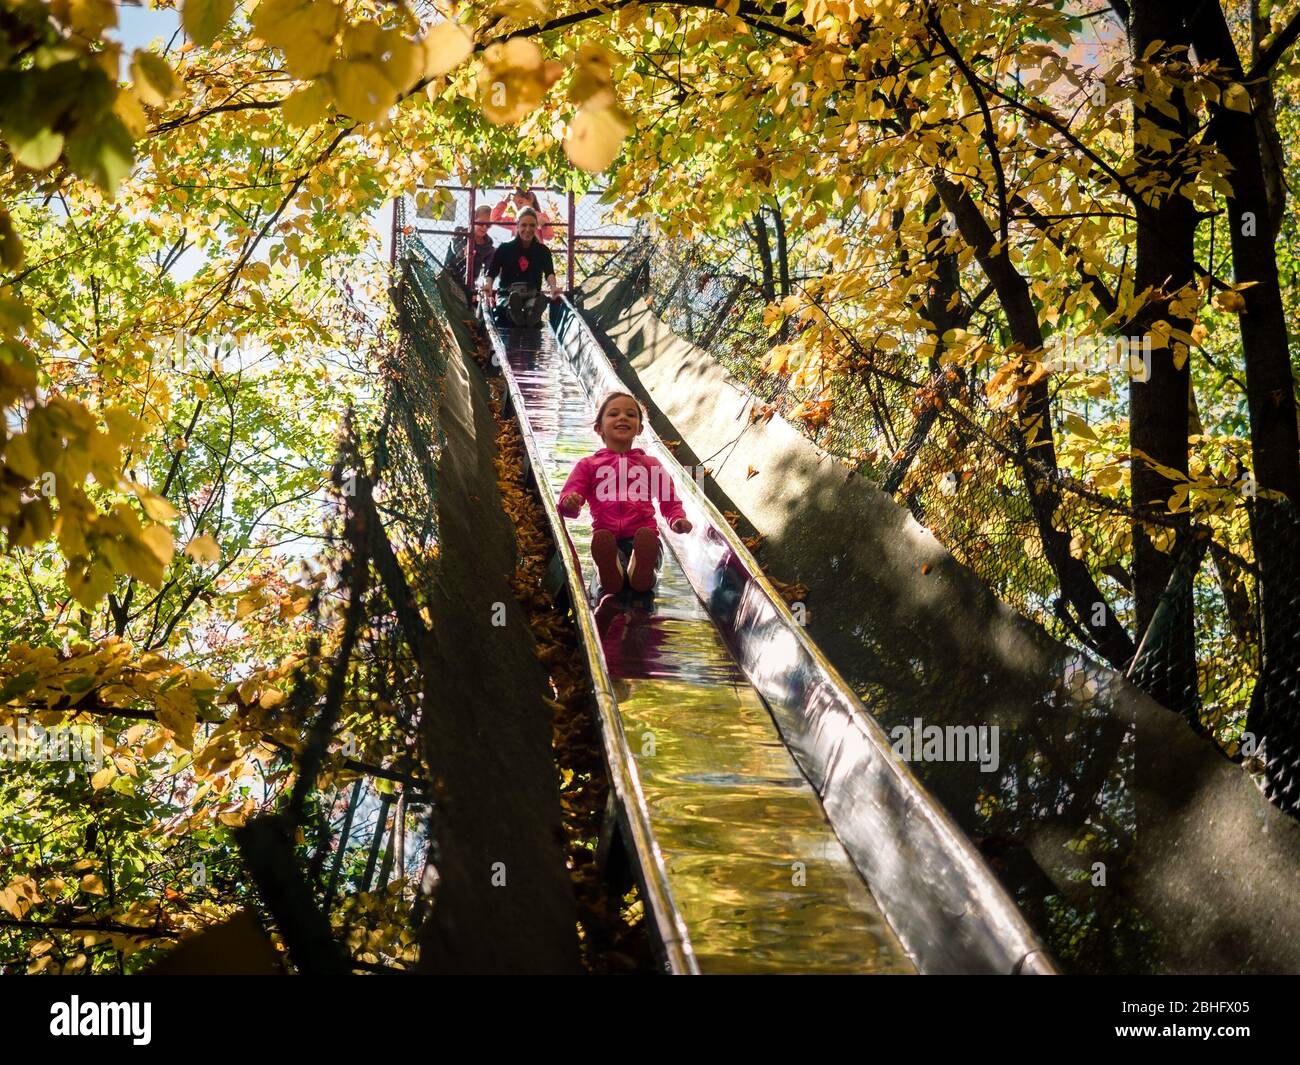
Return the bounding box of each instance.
[567,189,576,293]
[390,196,401,267]
[467,187,477,290]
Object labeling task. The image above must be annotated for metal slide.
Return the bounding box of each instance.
[480,297,1054,975]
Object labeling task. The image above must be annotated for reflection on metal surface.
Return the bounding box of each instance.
[484,298,1055,974]
[488,320,910,973]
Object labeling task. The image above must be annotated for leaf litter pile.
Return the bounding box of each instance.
[472,338,654,974]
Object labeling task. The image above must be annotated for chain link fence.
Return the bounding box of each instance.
[232,215,470,970]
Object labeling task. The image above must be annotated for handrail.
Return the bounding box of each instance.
[551,295,1056,974]
[479,303,698,975]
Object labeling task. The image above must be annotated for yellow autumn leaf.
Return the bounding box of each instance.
[489,0,550,21]
[1062,412,1097,442]
[375,35,422,93]
[253,0,341,56]
[235,589,264,619]
[120,539,165,586]
[1222,82,1252,114]
[10,128,64,171]
[1213,289,1246,313]
[329,58,398,121]
[133,483,179,522]
[141,524,175,569]
[568,41,617,105]
[0,207,24,269]
[182,0,234,46]
[3,431,40,480]
[79,874,107,896]
[766,343,791,374]
[67,558,114,608]
[422,21,474,79]
[478,38,547,125]
[290,35,339,79]
[91,764,116,790]
[185,532,220,563]
[113,87,149,139]
[88,41,121,82]
[564,102,631,172]
[132,51,183,108]
[56,0,118,37]
[251,0,342,79]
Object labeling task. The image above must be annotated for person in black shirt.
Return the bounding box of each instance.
[447,204,495,293]
[483,208,560,314]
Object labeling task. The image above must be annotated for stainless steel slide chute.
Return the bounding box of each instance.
[480,296,1053,976]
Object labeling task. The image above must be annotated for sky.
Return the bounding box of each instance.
[113,4,182,69]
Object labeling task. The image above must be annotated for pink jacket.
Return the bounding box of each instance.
[491,199,555,242]
[559,448,687,538]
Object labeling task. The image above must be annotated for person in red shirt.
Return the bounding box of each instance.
[559,392,692,595]
[490,185,555,242]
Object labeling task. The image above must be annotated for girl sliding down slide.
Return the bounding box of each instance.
[558,392,692,595]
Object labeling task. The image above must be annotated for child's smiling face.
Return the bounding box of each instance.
[599,396,642,447]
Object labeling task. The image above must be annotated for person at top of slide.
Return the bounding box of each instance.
[483,207,560,308]
[558,391,692,596]
[491,184,555,242]
[448,204,494,289]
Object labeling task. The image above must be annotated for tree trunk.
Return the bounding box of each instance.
[934,174,1136,670]
[1126,1,1199,715]
[1186,0,1300,813]
[1186,3,1300,508]
[883,193,966,494]
[770,198,791,299]
[1249,0,1287,240]
[750,209,776,303]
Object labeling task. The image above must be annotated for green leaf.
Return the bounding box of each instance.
[9,127,64,170]
[64,114,134,192]
[0,670,40,702]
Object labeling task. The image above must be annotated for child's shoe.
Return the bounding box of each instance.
[627,527,660,593]
[590,529,624,594]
